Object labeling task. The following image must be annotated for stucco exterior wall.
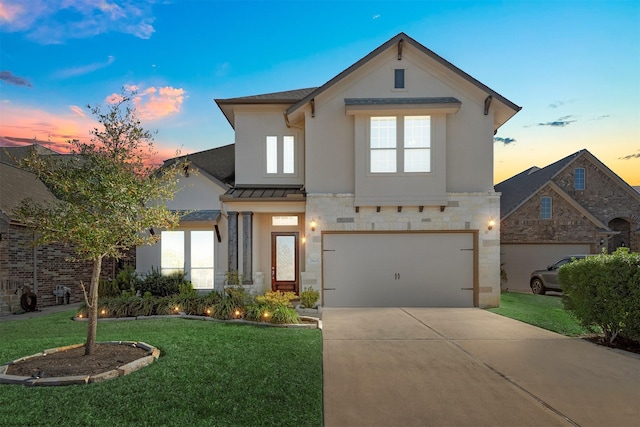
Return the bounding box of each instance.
[304,45,496,196]
[304,192,501,308]
[234,108,304,186]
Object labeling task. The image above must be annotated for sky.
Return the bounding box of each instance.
[0,0,638,185]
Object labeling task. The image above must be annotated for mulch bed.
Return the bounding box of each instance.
[6,344,150,378]
[583,335,640,355]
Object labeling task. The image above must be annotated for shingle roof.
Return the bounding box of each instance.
[164,144,235,186]
[216,88,318,104]
[221,186,306,201]
[0,162,57,222]
[495,150,585,218]
[215,88,318,128]
[0,144,60,166]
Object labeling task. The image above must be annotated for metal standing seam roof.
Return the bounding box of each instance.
[221,186,306,201]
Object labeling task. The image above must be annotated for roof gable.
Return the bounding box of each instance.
[164,144,235,186]
[496,149,640,219]
[285,32,521,129]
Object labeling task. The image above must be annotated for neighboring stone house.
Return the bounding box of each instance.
[143,32,520,308]
[496,149,640,292]
[0,145,128,312]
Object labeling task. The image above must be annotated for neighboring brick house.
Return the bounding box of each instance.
[495,149,640,292]
[0,145,129,313]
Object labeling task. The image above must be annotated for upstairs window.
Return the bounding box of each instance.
[370,117,397,173]
[369,116,431,174]
[540,196,552,219]
[404,116,431,172]
[266,135,295,175]
[394,69,405,89]
[574,167,585,190]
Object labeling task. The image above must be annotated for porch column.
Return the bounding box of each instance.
[242,212,253,284]
[228,211,238,273]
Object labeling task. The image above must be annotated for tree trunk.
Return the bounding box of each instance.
[85,256,103,356]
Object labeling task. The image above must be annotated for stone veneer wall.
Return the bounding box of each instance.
[0,222,132,312]
[500,185,598,244]
[303,193,501,308]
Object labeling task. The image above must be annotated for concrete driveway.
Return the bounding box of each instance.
[322,308,640,427]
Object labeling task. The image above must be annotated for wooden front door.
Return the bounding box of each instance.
[271,232,299,294]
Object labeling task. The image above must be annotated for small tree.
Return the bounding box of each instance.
[13,92,183,355]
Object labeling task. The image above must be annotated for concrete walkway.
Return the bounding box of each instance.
[0,302,82,321]
[323,308,640,427]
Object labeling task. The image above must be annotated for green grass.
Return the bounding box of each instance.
[488,291,594,336]
[0,311,323,426]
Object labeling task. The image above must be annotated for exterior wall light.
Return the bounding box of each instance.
[310,219,317,232]
[488,219,496,230]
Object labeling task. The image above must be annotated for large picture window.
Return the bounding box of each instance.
[370,116,431,174]
[161,230,215,289]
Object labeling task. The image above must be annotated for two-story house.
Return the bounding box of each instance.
[208,32,521,308]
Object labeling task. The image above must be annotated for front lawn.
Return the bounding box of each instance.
[0,310,323,427]
[488,291,593,336]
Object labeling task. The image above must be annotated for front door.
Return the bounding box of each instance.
[271,232,299,294]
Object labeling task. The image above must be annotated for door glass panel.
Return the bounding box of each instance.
[276,235,295,281]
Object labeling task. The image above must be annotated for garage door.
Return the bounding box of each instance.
[322,232,475,307]
[500,244,592,292]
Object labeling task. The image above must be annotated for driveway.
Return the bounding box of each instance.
[322,308,640,427]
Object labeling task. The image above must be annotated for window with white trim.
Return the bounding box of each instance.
[369,116,431,174]
[266,135,295,175]
[540,196,552,219]
[161,230,215,289]
[574,167,585,190]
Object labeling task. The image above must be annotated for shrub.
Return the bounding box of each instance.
[270,306,300,324]
[137,268,187,296]
[559,248,640,344]
[98,279,120,298]
[113,265,140,292]
[247,291,300,324]
[213,287,249,320]
[300,287,320,308]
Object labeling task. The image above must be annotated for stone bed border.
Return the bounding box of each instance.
[0,341,160,387]
[72,312,323,329]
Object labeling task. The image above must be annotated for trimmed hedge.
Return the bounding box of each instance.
[558,248,640,343]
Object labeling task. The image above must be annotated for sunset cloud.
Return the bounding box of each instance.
[537,115,576,127]
[106,85,186,121]
[494,136,516,145]
[0,0,156,44]
[0,70,32,87]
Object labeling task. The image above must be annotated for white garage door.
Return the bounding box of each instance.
[500,244,592,292]
[322,232,475,307]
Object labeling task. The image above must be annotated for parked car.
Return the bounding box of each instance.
[530,255,591,295]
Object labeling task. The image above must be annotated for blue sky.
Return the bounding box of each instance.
[0,0,638,185]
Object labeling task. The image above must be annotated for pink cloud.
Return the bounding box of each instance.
[107,85,186,121]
